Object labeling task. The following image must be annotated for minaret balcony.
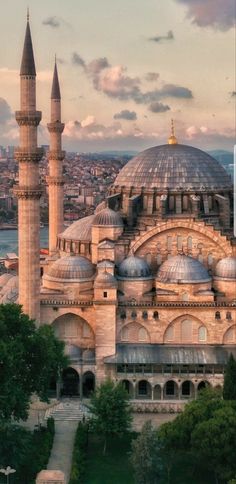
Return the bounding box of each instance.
[14,147,44,163]
[46,176,64,186]
[13,185,42,199]
[15,111,42,126]
[47,150,65,161]
[47,121,65,133]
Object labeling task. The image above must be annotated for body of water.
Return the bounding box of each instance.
[0,227,49,257]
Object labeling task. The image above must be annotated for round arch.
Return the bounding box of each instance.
[163,314,207,344]
[119,322,150,343]
[153,384,162,400]
[164,380,178,399]
[62,367,80,397]
[136,380,152,399]
[181,380,195,399]
[121,379,133,396]
[82,371,95,397]
[197,380,210,393]
[130,220,231,256]
[223,324,236,344]
[51,312,95,347]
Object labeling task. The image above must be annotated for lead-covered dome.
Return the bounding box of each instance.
[114,144,231,191]
[93,207,123,226]
[157,254,211,283]
[59,214,94,242]
[215,257,236,280]
[46,255,94,281]
[118,255,152,279]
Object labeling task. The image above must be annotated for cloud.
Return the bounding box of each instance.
[0,98,12,124]
[81,115,96,128]
[148,102,170,113]
[149,30,174,43]
[145,72,160,82]
[175,0,235,30]
[42,16,60,28]
[72,53,193,104]
[114,110,137,120]
[72,52,86,67]
[230,91,236,96]
[64,118,124,141]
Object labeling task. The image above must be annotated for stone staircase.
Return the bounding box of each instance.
[44,399,91,422]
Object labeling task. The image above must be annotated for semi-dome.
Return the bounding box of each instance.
[93,207,123,226]
[157,254,211,283]
[94,271,117,288]
[118,255,152,279]
[215,257,236,280]
[59,214,95,242]
[114,144,231,191]
[46,255,94,281]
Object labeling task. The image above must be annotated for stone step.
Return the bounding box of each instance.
[45,401,91,422]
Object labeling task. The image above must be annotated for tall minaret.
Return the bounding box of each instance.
[47,59,65,255]
[14,13,42,321]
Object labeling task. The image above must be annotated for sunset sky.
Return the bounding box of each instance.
[0,0,235,152]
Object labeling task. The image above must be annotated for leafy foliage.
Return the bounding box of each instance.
[130,421,162,484]
[0,303,68,421]
[223,353,236,400]
[89,379,132,454]
[159,388,236,483]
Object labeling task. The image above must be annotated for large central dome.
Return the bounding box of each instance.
[114,144,231,191]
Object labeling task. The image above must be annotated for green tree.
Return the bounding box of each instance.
[191,405,236,483]
[130,421,162,484]
[0,303,68,421]
[89,379,132,455]
[223,353,236,400]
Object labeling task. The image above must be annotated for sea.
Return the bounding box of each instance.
[0,227,49,257]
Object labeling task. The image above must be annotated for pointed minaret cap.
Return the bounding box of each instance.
[51,58,61,99]
[20,12,36,76]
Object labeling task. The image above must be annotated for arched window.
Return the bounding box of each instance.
[182,292,189,302]
[223,326,236,344]
[120,310,126,320]
[153,311,159,320]
[182,381,191,396]
[226,311,232,320]
[198,326,207,342]
[142,311,148,320]
[138,327,148,342]
[207,253,213,266]
[131,311,137,319]
[181,319,192,342]
[165,381,175,396]
[121,326,129,341]
[164,325,174,342]
[177,235,183,251]
[146,253,152,265]
[215,311,221,320]
[187,236,192,250]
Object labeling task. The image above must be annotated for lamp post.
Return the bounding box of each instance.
[0,466,16,484]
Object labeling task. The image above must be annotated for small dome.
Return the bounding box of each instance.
[93,207,123,227]
[59,214,94,242]
[215,257,236,280]
[118,255,152,279]
[46,255,94,281]
[97,260,114,269]
[157,254,211,283]
[94,271,117,288]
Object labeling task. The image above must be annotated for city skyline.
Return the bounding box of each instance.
[0,0,235,151]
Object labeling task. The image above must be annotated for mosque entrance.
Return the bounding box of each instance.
[83,371,95,397]
[62,367,79,396]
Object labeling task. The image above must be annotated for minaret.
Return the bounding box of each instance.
[47,58,65,254]
[14,13,43,321]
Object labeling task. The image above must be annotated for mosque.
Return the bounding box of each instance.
[0,16,236,403]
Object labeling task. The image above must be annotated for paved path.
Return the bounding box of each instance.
[47,421,77,483]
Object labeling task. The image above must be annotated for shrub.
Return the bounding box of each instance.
[69,421,89,484]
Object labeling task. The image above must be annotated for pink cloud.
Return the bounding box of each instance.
[176,0,235,30]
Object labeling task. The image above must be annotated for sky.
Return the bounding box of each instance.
[0,0,235,152]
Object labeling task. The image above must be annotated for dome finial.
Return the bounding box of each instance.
[27,6,29,22]
[168,118,178,145]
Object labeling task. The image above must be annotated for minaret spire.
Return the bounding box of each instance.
[20,13,36,76]
[14,15,43,321]
[47,59,65,254]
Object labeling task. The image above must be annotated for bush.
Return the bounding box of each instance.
[69,421,89,484]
